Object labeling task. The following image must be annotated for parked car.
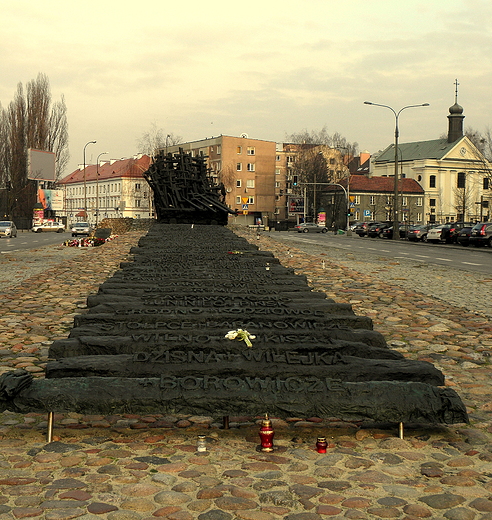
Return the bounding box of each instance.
[294,222,328,233]
[71,222,93,237]
[0,220,17,238]
[456,226,473,247]
[406,224,433,242]
[446,222,475,243]
[426,224,452,243]
[31,221,65,233]
[381,225,407,239]
[469,222,492,247]
[354,222,373,237]
[367,222,392,238]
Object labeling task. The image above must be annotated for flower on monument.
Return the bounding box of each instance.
[225,328,256,347]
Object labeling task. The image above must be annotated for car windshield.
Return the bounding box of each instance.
[0,222,10,227]
[75,223,89,226]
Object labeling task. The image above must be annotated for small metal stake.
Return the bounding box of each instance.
[223,416,230,429]
[398,422,404,439]
[47,412,54,443]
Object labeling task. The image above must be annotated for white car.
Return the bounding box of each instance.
[32,221,66,233]
[426,224,450,243]
[0,221,17,238]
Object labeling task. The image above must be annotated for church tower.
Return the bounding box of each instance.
[447,79,465,143]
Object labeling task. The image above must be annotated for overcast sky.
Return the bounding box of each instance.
[2,0,491,175]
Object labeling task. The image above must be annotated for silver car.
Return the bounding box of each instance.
[294,223,328,233]
[71,222,92,237]
[0,221,17,238]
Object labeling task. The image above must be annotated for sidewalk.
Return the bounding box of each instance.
[0,227,491,520]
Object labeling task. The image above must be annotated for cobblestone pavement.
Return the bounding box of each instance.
[0,227,491,520]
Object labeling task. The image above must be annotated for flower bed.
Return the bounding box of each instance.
[63,235,118,247]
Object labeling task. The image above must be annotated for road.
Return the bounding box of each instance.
[0,230,70,253]
[267,230,492,277]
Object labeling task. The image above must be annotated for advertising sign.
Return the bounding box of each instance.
[37,189,64,211]
[288,196,304,214]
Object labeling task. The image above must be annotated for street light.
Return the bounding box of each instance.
[83,140,96,219]
[364,101,429,239]
[96,152,108,226]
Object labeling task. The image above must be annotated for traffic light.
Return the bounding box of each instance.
[293,175,298,186]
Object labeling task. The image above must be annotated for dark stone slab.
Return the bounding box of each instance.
[46,352,444,385]
[94,228,112,239]
[0,370,468,424]
[48,336,400,359]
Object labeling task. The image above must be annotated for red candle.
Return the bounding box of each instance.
[316,437,328,453]
[259,414,275,452]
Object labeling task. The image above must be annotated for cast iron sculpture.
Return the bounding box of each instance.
[143,148,236,225]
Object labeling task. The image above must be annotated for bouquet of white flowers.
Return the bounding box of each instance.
[224,328,256,347]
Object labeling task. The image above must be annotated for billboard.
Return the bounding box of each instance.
[28,149,56,181]
[37,189,64,210]
[288,196,304,214]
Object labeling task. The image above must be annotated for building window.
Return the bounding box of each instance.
[402,197,407,206]
[370,196,375,205]
[457,172,466,188]
[287,156,294,163]
[416,213,422,221]
[275,181,281,188]
[416,197,423,206]
[236,196,241,204]
[217,145,221,155]
[484,177,490,190]
[247,196,254,204]
[276,155,281,161]
[247,147,255,155]
[135,183,141,191]
[135,199,141,207]
[237,146,242,154]
[246,179,255,188]
[236,180,241,188]
[429,198,436,207]
[236,163,242,171]
[275,168,281,175]
[429,175,436,188]
[353,195,360,204]
[247,163,255,172]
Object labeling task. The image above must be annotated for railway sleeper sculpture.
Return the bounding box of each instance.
[0,224,468,432]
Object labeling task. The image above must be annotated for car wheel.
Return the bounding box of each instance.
[378,232,384,238]
[489,238,492,248]
[321,228,327,233]
[57,229,64,233]
[303,228,309,233]
[36,228,42,233]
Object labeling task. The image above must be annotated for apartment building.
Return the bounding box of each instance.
[58,154,151,225]
[165,135,276,226]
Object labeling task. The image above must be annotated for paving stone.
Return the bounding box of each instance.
[419,494,466,509]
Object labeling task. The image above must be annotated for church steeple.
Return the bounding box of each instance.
[448,79,465,143]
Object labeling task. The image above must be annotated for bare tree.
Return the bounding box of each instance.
[137,123,182,157]
[0,73,69,219]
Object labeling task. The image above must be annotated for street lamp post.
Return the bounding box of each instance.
[83,140,96,220]
[364,101,429,239]
[96,152,108,226]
